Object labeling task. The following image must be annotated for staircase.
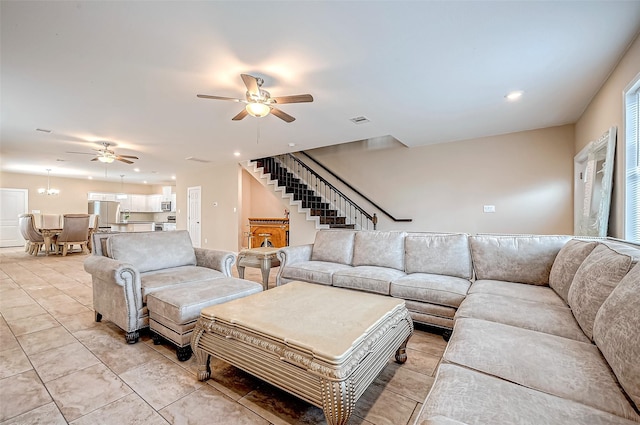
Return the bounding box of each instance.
[253,157,354,229]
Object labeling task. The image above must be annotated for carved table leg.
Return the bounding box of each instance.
[260,257,271,290]
[191,321,211,381]
[395,336,410,364]
[321,379,355,425]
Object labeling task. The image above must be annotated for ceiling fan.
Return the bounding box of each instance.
[67,142,139,164]
[197,74,313,123]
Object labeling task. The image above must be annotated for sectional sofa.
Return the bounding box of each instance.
[276,230,640,424]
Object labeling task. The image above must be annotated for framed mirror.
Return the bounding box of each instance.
[574,126,617,237]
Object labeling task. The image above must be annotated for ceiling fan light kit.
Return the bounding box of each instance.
[246,102,271,118]
[97,154,115,163]
[198,73,313,123]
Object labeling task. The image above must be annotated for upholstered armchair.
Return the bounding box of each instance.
[19,214,45,255]
[57,214,90,256]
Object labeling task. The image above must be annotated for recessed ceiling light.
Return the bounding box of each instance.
[134,168,140,172]
[505,91,524,101]
[171,175,176,180]
[288,143,296,147]
[234,152,240,157]
[88,176,93,180]
[143,181,148,184]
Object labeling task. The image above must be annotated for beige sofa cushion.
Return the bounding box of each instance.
[593,263,640,410]
[333,266,405,295]
[419,363,638,425]
[470,235,570,285]
[310,229,356,265]
[390,274,470,308]
[352,231,406,270]
[549,239,597,303]
[108,230,196,273]
[404,233,472,279]
[455,293,589,342]
[141,266,225,302]
[444,318,640,421]
[281,261,352,286]
[468,280,566,306]
[568,244,635,340]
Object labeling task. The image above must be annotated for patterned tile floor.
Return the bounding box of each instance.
[0,246,446,425]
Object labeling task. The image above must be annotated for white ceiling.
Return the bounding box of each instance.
[2,1,639,185]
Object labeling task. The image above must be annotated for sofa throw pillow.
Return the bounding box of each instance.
[311,229,356,265]
[352,231,406,270]
[593,263,640,411]
[568,244,634,340]
[108,230,197,273]
[470,235,570,285]
[404,233,472,279]
[549,239,597,303]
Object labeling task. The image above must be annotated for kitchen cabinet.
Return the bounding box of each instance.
[88,192,117,202]
[129,195,147,212]
[147,195,163,212]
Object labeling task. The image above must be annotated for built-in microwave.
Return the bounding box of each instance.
[161,201,171,212]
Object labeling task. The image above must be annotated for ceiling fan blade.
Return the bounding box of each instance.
[66,151,95,155]
[241,74,260,97]
[116,157,134,164]
[270,107,296,123]
[197,94,244,102]
[117,155,139,159]
[272,94,314,104]
[232,109,249,121]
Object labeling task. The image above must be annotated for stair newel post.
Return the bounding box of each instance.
[373,213,378,230]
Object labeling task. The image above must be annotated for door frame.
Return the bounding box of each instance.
[187,186,202,248]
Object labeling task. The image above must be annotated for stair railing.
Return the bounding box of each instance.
[299,152,412,224]
[269,154,378,230]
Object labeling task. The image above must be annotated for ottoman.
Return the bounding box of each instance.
[147,277,263,361]
[191,281,413,425]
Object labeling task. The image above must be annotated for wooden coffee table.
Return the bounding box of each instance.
[191,281,413,425]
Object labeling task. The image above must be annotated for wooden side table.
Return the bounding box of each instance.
[237,247,281,290]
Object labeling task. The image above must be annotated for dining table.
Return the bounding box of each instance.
[38,228,62,255]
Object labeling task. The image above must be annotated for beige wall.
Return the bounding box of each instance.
[176,163,241,252]
[0,171,155,215]
[306,125,575,236]
[575,35,640,238]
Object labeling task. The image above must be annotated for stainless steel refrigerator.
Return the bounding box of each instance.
[88,201,121,229]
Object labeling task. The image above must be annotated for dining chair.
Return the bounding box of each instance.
[40,214,62,230]
[20,213,45,255]
[87,214,100,252]
[56,214,90,256]
[18,214,33,253]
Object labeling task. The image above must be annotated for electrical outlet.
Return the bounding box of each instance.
[204,238,208,244]
[483,205,496,213]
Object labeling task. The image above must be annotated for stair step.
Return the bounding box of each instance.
[329,224,356,229]
[310,209,338,217]
[320,216,347,225]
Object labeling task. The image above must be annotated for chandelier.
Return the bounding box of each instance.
[37,169,60,196]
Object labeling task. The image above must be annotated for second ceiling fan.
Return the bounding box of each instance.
[197,74,313,123]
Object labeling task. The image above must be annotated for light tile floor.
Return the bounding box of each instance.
[0,246,446,425]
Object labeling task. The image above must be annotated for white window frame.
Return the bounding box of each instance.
[623,73,640,243]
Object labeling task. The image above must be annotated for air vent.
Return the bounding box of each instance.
[349,116,370,124]
[185,157,211,163]
[36,128,52,133]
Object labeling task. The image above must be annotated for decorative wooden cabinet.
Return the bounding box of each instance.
[248,218,289,248]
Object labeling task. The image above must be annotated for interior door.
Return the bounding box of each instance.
[0,189,28,247]
[187,186,201,248]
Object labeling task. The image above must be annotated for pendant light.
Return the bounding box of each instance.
[116,175,128,200]
[37,169,60,196]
